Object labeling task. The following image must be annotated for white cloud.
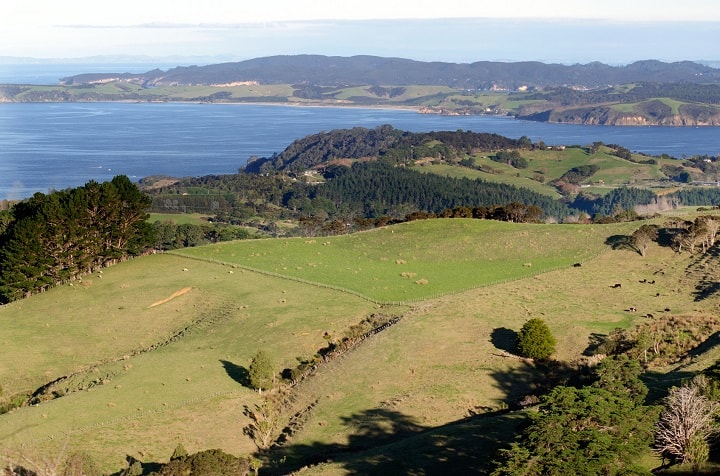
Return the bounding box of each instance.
[2,1,719,60]
[6,0,720,27]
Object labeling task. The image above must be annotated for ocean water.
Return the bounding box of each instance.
[1,102,718,200]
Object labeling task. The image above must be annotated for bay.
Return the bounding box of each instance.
[1,102,719,200]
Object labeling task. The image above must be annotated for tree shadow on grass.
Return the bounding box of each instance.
[641,368,697,404]
[583,332,609,356]
[686,331,720,359]
[488,358,590,410]
[605,234,637,253]
[220,359,250,387]
[490,327,518,354]
[269,407,526,475]
[693,278,720,302]
[108,455,162,476]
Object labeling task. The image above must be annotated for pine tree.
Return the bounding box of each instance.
[517,318,556,360]
[248,350,275,391]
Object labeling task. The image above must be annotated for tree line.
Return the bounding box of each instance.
[0,176,152,304]
[150,160,574,227]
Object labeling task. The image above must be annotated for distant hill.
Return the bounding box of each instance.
[2,55,718,126]
[59,55,720,89]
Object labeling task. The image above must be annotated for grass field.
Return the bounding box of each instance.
[2,216,719,473]
[270,218,716,473]
[417,162,562,197]
[174,219,632,303]
[0,253,389,470]
[417,146,675,200]
[612,98,685,115]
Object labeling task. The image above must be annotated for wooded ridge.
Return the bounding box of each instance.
[58,55,720,89]
[2,55,720,126]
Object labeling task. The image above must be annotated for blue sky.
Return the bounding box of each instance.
[3,0,719,64]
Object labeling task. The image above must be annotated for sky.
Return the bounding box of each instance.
[3,0,720,65]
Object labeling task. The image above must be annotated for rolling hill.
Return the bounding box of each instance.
[3,216,720,474]
[2,55,720,126]
[57,56,720,90]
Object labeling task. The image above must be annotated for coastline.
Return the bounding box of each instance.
[2,95,719,127]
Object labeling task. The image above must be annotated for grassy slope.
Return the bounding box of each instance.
[414,162,562,198]
[418,146,678,198]
[174,219,627,303]
[611,98,686,115]
[282,232,711,474]
[0,253,387,471]
[2,217,719,473]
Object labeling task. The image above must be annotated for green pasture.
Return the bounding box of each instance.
[611,98,685,115]
[154,84,294,100]
[0,253,387,471]
[416,162,561,198]
[500,98,548,110]
[0,252,385,394]
[612,102,639,113]
[520,146,667,186]
[522,147,594,178]
[443,93,503,109]
[331,85,455,103]
[418,144,668,196]
[175,219,638,302]
[269,232,707,474]
[465,147,593,187]
[4,217,719,473]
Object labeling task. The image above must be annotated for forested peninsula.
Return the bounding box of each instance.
[2,55,720,125]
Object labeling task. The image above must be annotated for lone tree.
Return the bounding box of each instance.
[517,318,556,360]
[248,350,275,392]
[243,393,283,450]
[654,379,719,470]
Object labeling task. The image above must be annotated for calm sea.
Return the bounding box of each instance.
[1,102,719,200]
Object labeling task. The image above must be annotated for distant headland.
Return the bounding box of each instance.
[2,55,720,126]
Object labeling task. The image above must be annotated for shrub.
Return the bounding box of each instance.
[170,443,188,461]
[248,350,275,391]
[150,449,251,476]
[517,318,556,360]
[61,452,102,476]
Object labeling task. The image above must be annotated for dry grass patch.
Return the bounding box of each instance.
[148,287,193,308]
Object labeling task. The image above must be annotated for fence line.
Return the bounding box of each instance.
[168,246,611,306]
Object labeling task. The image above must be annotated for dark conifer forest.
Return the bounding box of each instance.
[0,176,151,303]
